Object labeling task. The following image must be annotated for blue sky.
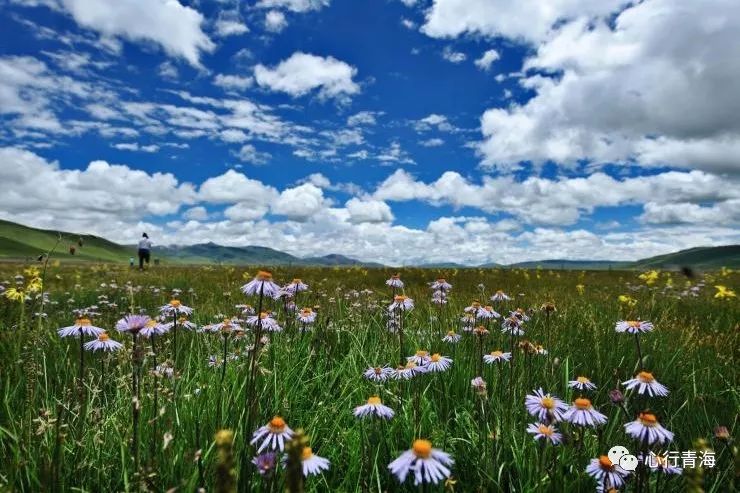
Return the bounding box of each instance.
[0,0,738,265]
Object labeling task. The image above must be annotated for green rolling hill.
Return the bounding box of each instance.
[630,245,740,270]
[0,219,132,262]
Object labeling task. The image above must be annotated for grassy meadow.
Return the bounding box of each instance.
[0,261,737,492]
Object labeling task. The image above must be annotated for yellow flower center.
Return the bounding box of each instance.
[257,271,273,280]
[628,321,640,327]
[292,278,302,284]
[541,396,555,410]
[485,305,493,311]
[268,416,286,433]
[412,439,433,459]
[574,398,592,410]
[394,295,407,302]
[76,318,91,326]
[638,371,655,382]
[599,456,614,470]
[301,308,312,315]
[145,320,158,328]
[170,299,181,307]
[576,376,590,384]
[415,350,428,358]
[260,312,269,319]
[446,330,456,336]
[301,447,313,460]
[538,424,553,436]
[373,367,382,375]
[367,396,381,405]
[430,353,441,362]
[638,412,657,427]
[98,332,110,342]
[490,350,503,357]
[437,278,446,283]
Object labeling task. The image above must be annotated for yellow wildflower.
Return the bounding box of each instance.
[576,284,585,295]
[714,285,736,299]
[638,270,659,285]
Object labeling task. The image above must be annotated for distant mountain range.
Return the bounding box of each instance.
[1,219,738,269]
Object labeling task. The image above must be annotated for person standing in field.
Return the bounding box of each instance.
[137,233,153,271]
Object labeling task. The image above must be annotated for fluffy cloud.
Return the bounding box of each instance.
[474,49,499,71]
[442,46,466,63]
[213,13,248,38]
[345,198,394,224]
[199,169,278,204]
[213,74,253,91]
[0,147,196,233]
[374,168,740,226]
[55,0,215,67]
[414,114,454,133]
[1,148,736,265]
[256,0,330,13]
[265,10,288,33]
[475,0,740,174]
[254,52,360,101]
[421,0,624,44]
[272,183,330,221]
[347,111,381,126]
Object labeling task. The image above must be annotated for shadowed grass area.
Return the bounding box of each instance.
[0,263,737,492]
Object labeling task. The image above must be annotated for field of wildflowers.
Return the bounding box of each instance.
[0,262,737,492]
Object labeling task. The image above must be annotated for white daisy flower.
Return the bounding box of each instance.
[501,317,524,336]
[354,396,395,419]
[83,331,123,352]
[159,299,193,317]
[251,416,294,452]
[386,274,404,289]
[246,312,282,332]
[568,376,597,391]
[407,350,430,365]
[388,295,414,312]
[615,320,654,334]
[524,388,568,422]
[57,318,105,338]
[510,308,530,322]
[623,371,669,397]
[139,319,169,338]
[392,361,426,380]
[162,316,196,332]
[464,301,482,313]
[490,290,511,302]
[297,308,317,324]
[388,439,453,485]
[363,365,394,382]
[483,350,512,364]
[284,279,309,295]
[300,447,329,477]
[442,331,461,343]
[586,456,630,490]
[477,305,501,319]
[425,353,452,372]
[429,278,452,291]
[624,412,674,444]
[563,398,608,427]
[526,422,563,445]
[241,271,281,298]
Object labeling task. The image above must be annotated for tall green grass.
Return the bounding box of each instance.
[0,264,737,492]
